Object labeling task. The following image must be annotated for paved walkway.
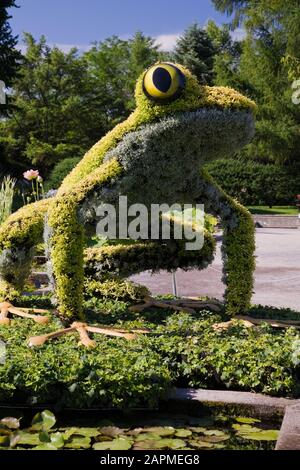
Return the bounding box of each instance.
[131,228,300,311]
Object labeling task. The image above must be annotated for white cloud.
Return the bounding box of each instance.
[154,33,182,52]
[17,43,91,55]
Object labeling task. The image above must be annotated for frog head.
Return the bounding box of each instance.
[131,62,256,163]
[59,62,256,195]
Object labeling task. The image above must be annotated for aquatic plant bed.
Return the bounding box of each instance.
[1,297,300,409]
[0,407,281,450]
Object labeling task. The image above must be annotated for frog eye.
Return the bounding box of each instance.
[143,63,186,103]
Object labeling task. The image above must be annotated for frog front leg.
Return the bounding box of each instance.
[28,158,138,347]
[197,169,255,317]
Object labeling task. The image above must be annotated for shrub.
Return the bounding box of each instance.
[205,159,300,206]
[144,312,300,397]
[45,157,81,191]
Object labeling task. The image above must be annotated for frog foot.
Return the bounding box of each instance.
[129,295,223,314]
[28,322,150,348]
[213,315,300,331]
[0,302,50,326]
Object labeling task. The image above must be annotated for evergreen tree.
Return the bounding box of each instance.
[0,0,20,87]
[206,20,242,87]
[174,23,216,84]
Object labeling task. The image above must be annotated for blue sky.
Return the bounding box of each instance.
[10,0,234,52]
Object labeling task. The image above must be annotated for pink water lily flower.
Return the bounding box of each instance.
[23,169,40,181]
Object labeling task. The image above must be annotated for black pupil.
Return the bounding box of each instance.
[152,67,172,93]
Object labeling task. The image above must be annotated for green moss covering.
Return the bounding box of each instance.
[0,199,50,251]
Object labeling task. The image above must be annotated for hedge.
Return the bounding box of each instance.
[205,159,300,206]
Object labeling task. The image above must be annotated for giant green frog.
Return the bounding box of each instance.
[0,63,256,346]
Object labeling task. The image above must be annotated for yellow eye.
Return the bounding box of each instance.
[143,63,186,103]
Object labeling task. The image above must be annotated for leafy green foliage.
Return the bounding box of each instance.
[213,0,300,165]
[205,159,300,205]
[0,34,107,172]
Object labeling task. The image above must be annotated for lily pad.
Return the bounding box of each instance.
[0,435,10,447]
[50,432,65,448]
[31,410,56,431]
[39,431,51,443]
[189,427,209,434]
[127,427,144,436]
[62,427,100,439]
[175,429,193,438]
[141,426,175,437]
[135,432,161,442]
[134,438,185,450]
[200,435,230,443]
[33,443,58,450]
[99,426,124,438]
[64,436,91,449]
[18,431,41,446]
[203,430,228,437]
[93,437,133,451]
[235,417,261,424]
[232,424,262,433]
[0,424,11,436]
[0,417,20,430]
[238,430,279,441]
[189,439,215,449]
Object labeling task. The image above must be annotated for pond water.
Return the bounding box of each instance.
[0,408,281,450]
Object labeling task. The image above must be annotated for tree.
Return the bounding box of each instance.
[212,0,300,165]
[85,32,164,124]
[174,23,216,84]
[0,0,20,87]
[0,34,107,173]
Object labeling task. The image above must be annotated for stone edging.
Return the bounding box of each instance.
[253,214,299,229]
[169,388,300,450]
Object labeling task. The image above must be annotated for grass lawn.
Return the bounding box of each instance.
[247,206,298,215]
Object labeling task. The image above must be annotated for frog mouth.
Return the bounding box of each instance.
[105,107,255,167]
